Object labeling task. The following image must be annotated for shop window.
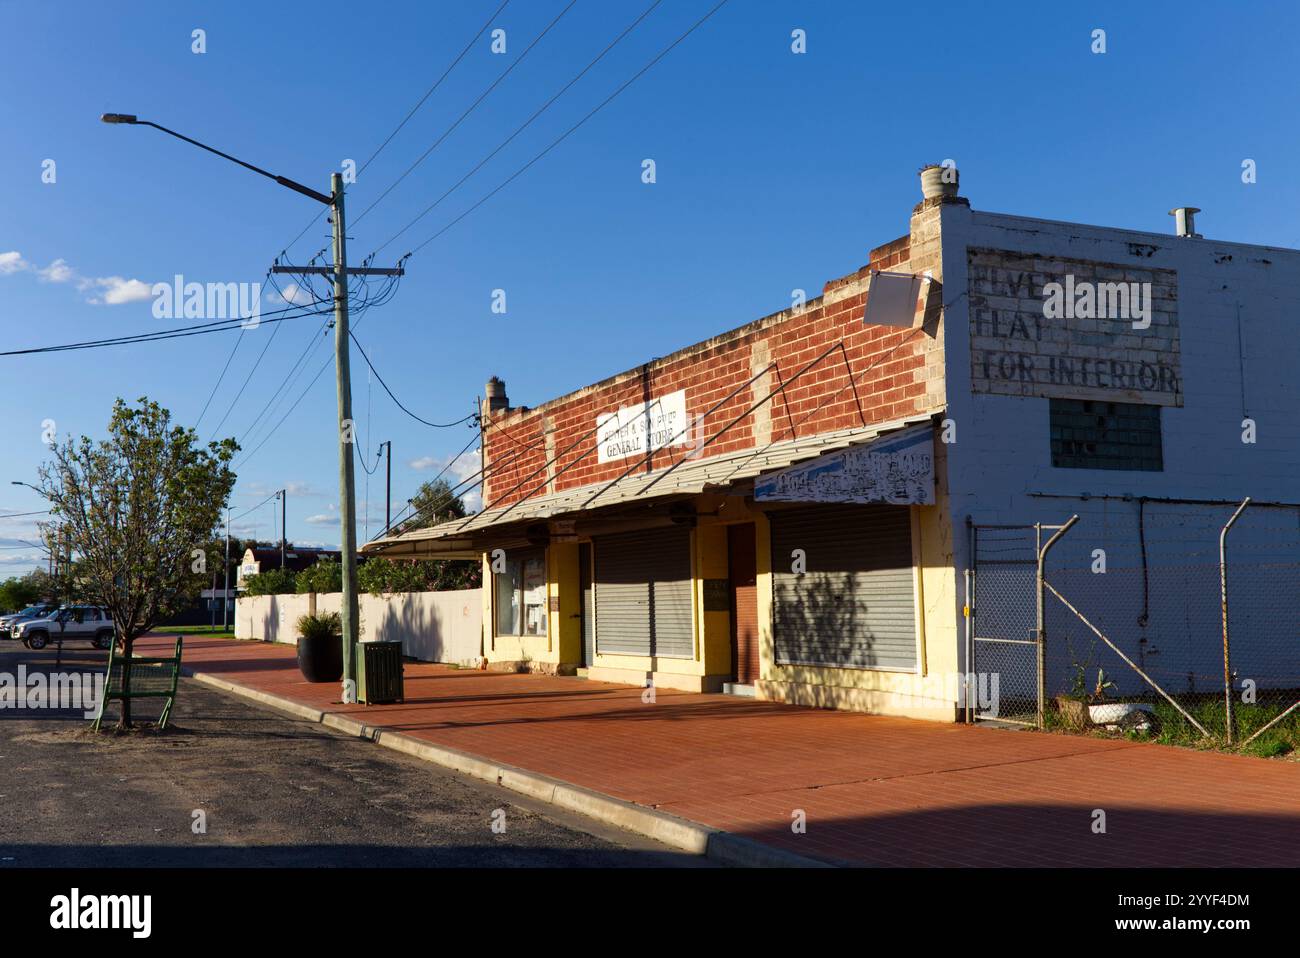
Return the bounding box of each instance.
[494,550,548,637]
[1050,398,1163,471]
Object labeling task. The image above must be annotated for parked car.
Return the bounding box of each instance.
[0,603,58,639]
[13,605,115,650]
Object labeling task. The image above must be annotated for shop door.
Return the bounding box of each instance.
[728,523,760,684]
[579,542,594,666]
[770,504,917,670]
[594,526,693,657]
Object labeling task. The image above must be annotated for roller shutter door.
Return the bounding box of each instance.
[595,526,693,658]
[770,504,916,671]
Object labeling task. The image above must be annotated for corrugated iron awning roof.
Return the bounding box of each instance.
[362,413,935,559]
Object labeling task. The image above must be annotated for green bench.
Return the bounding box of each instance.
[92,636,183,731]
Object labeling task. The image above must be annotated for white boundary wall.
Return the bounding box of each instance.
[235,589,482,665]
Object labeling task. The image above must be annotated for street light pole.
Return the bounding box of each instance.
[101,114,402,706]
[10,480,54,586]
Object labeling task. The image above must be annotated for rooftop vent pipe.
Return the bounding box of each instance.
[1169,207,1202,239]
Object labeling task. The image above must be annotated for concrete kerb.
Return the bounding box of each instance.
[183,666,830,868]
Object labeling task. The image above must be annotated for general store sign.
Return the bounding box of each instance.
[596,389,693,464]
[754,424,934,505]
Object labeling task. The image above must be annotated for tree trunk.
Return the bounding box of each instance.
[116,635,133,730]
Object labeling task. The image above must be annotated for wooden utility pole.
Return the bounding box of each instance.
[271,181,402,703]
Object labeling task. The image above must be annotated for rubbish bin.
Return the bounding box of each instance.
[355,640,404,704]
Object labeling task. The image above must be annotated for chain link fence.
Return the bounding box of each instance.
[971,502,1300,756]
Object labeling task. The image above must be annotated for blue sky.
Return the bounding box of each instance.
[1,0,1297,573]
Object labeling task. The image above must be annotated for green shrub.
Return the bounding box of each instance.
[296,558,342,595]
[358,557,480,595]
[241,567,298,596]
[296,611,341,640]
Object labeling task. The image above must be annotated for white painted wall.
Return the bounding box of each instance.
[937,204,1300,695]
[234,589,483,665]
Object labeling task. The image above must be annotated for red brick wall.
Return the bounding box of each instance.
[481,236,941,508]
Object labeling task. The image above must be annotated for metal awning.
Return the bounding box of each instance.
[362,412,936,559]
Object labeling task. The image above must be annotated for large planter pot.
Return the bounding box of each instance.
[297,632,343,683]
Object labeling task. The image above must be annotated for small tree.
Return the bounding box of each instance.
[38,397,237,729]
[393,477,468,536]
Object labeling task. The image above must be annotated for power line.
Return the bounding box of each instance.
[207,279,331,439]
[194,326,245,430]
[372,0,664,255]
[229,258,403,465]
[276,0,510,258]
[359,0,512,178]
[374,424,550,540]
[0,302,331,358]
[377,428,483,538]
[347,331,477,428]
[401,0,730,259]
[351,0,579,230]
[229,490,280,524]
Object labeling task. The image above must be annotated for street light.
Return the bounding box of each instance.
[101,113,369,702]
[99,114,333,204]
[10,481,53,577]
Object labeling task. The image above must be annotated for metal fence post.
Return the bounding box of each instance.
[1036,515,1079,729]
[1219,497,1250,745]
[965,517,975,724]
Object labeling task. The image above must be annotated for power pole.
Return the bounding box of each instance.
[279,489,287,569]
[222,507,231,631]
[381,440,392,534]
[269,180,404,704]
[330,172,361,702]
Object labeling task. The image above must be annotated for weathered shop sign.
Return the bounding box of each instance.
[754,424,934,505]
[967,248,1182,406]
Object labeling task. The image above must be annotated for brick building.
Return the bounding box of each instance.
[364,168,1300,722]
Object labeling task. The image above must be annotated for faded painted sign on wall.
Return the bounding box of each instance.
[596,389,694,464]
[968,248,1182,407]
[755,425,934,505]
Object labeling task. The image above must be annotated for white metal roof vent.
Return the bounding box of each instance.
[1169,206,1202,238]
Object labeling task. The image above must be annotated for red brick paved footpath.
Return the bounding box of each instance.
[141,634,1300,867]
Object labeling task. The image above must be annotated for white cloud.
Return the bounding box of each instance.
[0,249,150,305]
[0,251,31,274]
[266,282,316,306]
[37,258,74,283]
[86,276,153,305]
[305,513,335,526]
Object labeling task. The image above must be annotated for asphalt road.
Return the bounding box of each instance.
[0,644,703,867]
